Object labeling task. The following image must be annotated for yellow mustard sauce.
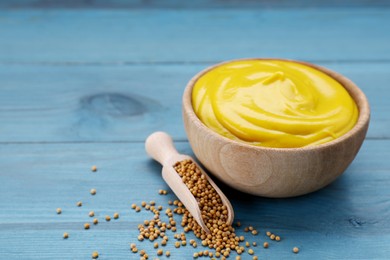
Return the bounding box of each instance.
[192,60,358,148]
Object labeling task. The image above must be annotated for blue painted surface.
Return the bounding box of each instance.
[0,9,390,63]
[0,1,389,259]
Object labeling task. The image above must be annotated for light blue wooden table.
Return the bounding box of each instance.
[1,1,390,259]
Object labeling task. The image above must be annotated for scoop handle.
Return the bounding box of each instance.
[145,131,180,166]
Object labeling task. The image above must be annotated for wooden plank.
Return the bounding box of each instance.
[0,64,192,143]
[0,62,388,142]
[2,0,390,9]
[0,9,389,63]
[0,140,389,259]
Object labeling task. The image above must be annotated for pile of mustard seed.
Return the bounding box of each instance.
[57,163,300,259]
[173,159,240,257]
[130,159,301,259]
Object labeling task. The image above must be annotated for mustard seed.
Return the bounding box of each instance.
[131,203,136,209]
[275,236,281,241]
[270,234,275,240]
[154,242,158,248]
[251,230,258,235]
[92,251,99,259]
[253,256,258,260]
[252,242,257,246]
[76,201,82,207]
[113,212,119,219]
[165,251,170,257]
[157,249,163,256]
[139,159,244,257]
[89,211,95,217]
[263,242,269,248]
[293,247,299,254]
[236,256,241,260]
[90,188,96,195]
[138,235,144,241]
[193,252,199,258]
[245,242,250,247]
[84,223,90,230]
[63,232,69,239]
[266,231,271,236]
[141,201,147,207]
[132,247,138,253]
[93,218,98,225]
[105,216,111,222]
[130,243,136,249]
[56,208,62,214]
[135,206,141,212]
[248,249,254,255]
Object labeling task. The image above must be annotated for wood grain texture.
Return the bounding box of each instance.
[0,62,388,143]
[0,9,390,63]
[0,140,389,259]
[0,1,389,258]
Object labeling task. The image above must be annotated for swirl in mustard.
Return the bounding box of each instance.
[192,60,358,148]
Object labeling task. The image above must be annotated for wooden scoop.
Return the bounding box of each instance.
[145,131,234,233]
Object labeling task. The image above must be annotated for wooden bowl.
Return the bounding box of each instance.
[182,58,370,198]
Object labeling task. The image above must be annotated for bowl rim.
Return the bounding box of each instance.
[183,58,371,152]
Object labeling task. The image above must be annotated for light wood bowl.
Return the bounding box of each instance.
[182,58,370,198]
